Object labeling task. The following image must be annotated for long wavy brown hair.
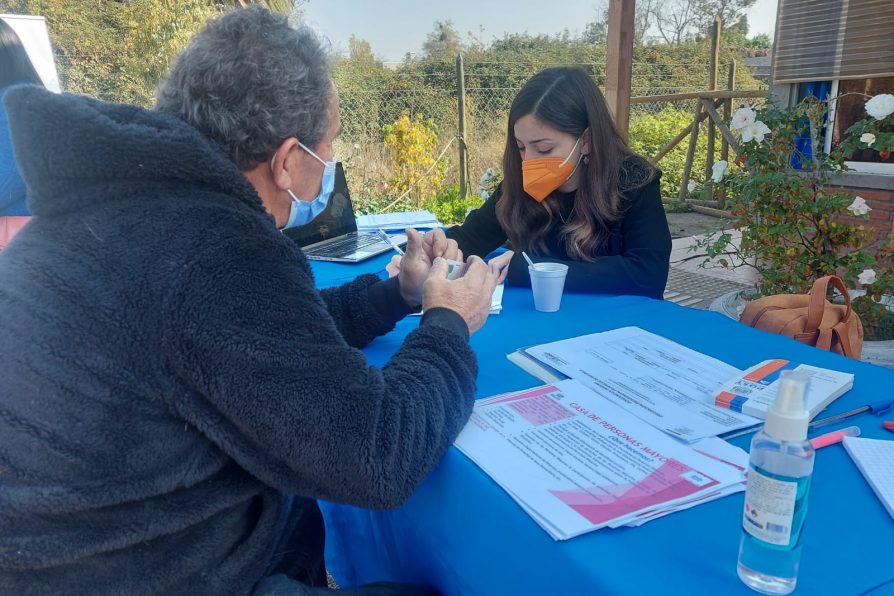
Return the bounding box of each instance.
[495,67,656,260]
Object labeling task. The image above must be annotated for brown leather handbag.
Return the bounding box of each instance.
[739,275,864,360]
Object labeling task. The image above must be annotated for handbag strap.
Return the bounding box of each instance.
[806,275,853,333]
[833,321,857,359]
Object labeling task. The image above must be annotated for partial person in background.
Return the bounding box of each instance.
[0,18,43,216]
[445,67,672,299]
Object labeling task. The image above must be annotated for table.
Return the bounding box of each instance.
[312,254,894,595]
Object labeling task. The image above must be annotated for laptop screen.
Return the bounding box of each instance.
[283,163,357,248]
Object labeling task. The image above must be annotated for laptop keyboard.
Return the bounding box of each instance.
[307,233,384,257]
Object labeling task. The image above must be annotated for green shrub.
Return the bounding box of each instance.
[628,108,709,198]
[383,112,449,208]
[423,185,484,225]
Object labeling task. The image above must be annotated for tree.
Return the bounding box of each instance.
[120,0,221,106]
[348,34,377,65]
[694,0,758,35]
[422,20,462,60]
[586,0,657,45]
[653,0,699,45]
[582,20,607,45]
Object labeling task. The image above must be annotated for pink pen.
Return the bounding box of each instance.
[809,425,861,449]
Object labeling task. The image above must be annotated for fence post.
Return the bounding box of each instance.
[456,53,469,199]
[679,100,703,201]
[719,60,736,207]
[705,16,721,201]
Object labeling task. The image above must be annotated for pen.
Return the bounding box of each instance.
[809,425,860,449]
[378,229,404,256]
[808,400,893,430]
[721,399,894,441]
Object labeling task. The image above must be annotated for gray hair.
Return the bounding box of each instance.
[155,6,332,170]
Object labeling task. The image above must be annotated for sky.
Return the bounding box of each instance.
[301,0,778,63]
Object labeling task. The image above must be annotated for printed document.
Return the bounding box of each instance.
[523,327,759,442]
[456,379,746,540]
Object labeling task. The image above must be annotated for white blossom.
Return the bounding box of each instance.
[687,180,697,193]
[741,120,771,143]
[860,133,877,147]
[479,189,489,200]
[731,106,756,130]
[858,269,877,286]
[711,160,728,183]
[847,196,872,216]
[865,94,894,120]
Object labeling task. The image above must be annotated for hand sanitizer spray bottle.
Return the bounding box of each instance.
[737,371,815,594]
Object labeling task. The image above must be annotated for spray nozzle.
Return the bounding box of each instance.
[773,371,809,415]
[764,370,811,442]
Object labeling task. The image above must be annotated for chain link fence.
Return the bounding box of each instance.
[335,59,766,218]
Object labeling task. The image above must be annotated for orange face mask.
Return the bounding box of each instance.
[521,137,583,202]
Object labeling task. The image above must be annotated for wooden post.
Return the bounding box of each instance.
[705,16,722,200]
[605,0,635,140]
[700,98,739,153]
[679,100,703,201]
[650,99,723,165]
[720,60,736,207]
[456,53,468,200]
[721,60,736,164]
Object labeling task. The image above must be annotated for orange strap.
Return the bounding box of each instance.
[833,321,856,359]
[806,275,853,333]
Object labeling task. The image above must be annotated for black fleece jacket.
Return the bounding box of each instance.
[446,170,671,298]
[0,86,477,595]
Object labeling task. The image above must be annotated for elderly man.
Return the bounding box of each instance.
[0,7,509,596]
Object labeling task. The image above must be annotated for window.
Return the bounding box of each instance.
[825,77,894,174]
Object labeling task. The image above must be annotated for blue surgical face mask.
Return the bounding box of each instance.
[272,141,338,230]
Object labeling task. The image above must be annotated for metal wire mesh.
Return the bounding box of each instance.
[328,60,766,211]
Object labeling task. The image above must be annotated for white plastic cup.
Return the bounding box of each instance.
[528,263,569,312]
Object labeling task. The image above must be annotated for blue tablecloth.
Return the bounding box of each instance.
[311,255,894,595]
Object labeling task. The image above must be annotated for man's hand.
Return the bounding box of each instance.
[389,228,462,283]
[421,229,462,263]
[385,254,401,278]
[396,228,432,307]
[422,255,510,335]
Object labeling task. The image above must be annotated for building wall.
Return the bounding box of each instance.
[835,183,894,245]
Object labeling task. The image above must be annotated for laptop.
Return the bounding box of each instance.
[283,163,406,262]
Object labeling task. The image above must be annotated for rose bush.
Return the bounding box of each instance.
[695,93,894,339]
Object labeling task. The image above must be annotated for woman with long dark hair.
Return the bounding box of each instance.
[446,66,671,298]
[1,18,44,216]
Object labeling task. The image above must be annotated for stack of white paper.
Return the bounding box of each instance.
[519,327,760,442]
[455,379,747,540]
[488,284,504,314]
[356,210,441,233]
[713,359,854,420]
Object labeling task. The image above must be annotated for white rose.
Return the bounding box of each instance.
[860,133,877,147]
[711,160,728,183]
[741,120,771,143]
[731,106,756,130]
[865,94,894,120]
[687,180,697,193]
[847,196,872,216]
[858,269,877,286]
